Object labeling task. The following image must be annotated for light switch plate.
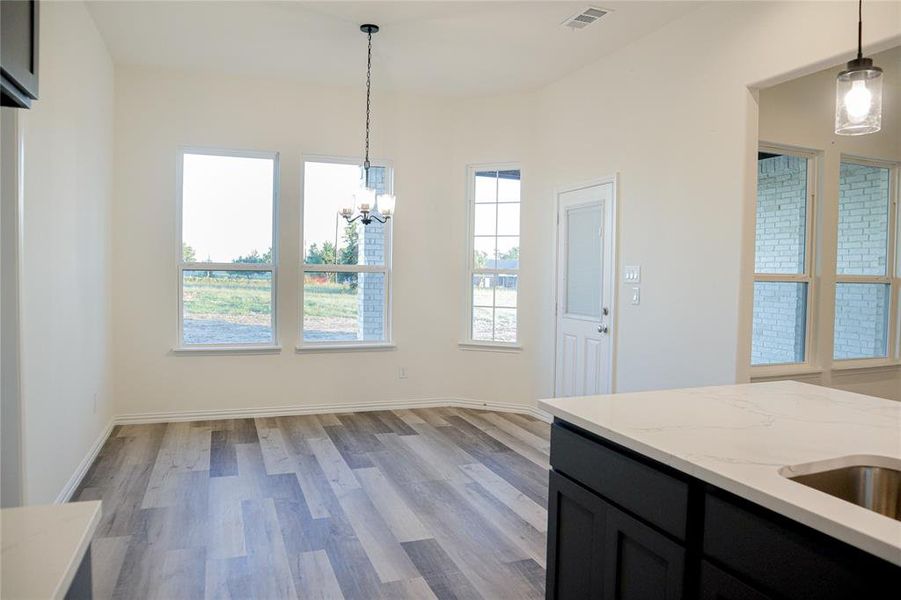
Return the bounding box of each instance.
[624,265,641,284]
[631,286,640,305]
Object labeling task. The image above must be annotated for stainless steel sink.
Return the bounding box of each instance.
[783,460,901,521]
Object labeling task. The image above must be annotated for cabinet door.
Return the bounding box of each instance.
[546,471,685,600]
[602,501,684,600]
[699,561,772,600]
[0,0,39,106]
[546,470,607,599]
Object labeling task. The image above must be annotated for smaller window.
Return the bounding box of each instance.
[467,167,521,344]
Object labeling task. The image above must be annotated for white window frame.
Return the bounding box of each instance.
[750,144,817,374]
[461,162,522,350]
[175,147,280,353]
[298,154,394,351]
[832,155,899,369]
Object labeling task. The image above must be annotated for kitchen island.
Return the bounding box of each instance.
[539,380,900,599]
[1,501,101,599]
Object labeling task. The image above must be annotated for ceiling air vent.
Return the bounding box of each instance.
[562,7,608,30]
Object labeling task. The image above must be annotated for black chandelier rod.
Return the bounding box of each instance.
[856,0,863,60]
[362,25,376,188]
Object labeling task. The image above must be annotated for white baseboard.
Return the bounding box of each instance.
[55,418,115,504]
[115,397,552,425]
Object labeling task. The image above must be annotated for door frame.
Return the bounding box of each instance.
[552,174,619,397]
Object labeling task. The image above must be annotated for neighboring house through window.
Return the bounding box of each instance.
[467,165,521,345]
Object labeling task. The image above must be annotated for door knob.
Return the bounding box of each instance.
[597,325,608,334]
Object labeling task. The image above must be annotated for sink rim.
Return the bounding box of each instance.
[778,454,901,480]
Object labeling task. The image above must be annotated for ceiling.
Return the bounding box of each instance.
[85,1,702,97]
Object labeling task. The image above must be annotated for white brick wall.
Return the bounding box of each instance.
[752,156,808,365]
[357,167,388,340]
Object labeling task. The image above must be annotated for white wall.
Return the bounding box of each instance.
[18,1,115,503]
[756,47,901,400]
[110,1,901,419]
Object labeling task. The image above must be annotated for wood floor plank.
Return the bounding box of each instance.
[338,487,420,583]
[152,547,206,600]
[241,497,300,599]
[354,467,431,543]
[309,435,361,497]
[206,476,247,559]
[456,481,546,568]
[255,418,295,474]
[401,538,482,600]
[381,576,440,599]
[75,408,549,600]
[292,549,345,599]
[479,411,551,452]
[458,463,547,532]
[90,536,131,600]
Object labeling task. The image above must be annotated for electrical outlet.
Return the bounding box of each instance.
[398,367,408,379]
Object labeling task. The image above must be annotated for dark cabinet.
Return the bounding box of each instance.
[1,0,40,108]
[547,420,901,600]
[698,562,771,600]
[546,471,685,600]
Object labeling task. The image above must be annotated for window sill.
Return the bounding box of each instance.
[830,359,901,373]
[172,345,282,355]
[750,364,823,379]
[458,342,523,353]
[295,343,396,353]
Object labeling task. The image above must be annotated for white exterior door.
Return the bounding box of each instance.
[555,180,615,397]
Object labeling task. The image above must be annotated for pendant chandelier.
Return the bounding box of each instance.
[835,0,883,136]
[341,24,395,226]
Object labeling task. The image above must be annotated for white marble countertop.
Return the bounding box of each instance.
[539,381,901,566]
[1,501,102,600]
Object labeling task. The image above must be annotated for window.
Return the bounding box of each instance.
[467,166,521,344]
[301,157,392,345]
[833,159,896,360]
[751,149,814,366]
[177,148,278,348]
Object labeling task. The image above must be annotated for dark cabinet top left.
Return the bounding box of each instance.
[1,0,39,108]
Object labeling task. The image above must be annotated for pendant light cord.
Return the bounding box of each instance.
[857,0,863,60]
[363,29,373,188]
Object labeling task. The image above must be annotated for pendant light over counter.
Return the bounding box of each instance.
[341,24,395,227]
[835,0,883,136]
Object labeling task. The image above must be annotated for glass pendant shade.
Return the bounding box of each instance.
[376,193,395,216]
[835,60,883,135]
[354,185,376,211]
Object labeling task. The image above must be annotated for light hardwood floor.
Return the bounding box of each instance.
[72,407,551,599]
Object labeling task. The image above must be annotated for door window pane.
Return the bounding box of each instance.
[303,271,386,342]
[755,153,807,274]
[182,270,272,345]
[182,153,274,264]
[837,162,890,276]
[565,204,603,318]
[751,282,807,366]
[833,283,890,360]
